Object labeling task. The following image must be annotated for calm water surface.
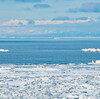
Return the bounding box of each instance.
[0,38,100,64]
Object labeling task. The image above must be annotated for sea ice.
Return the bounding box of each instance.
[81,48,100,52]
[0,49,9,52]
[0,64,100,98]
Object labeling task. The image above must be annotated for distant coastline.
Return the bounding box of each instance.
[1,37,100,38]
[0,37,100,41]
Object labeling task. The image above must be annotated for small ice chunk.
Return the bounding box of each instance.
[81,48,100,52]
[0,49,9,52]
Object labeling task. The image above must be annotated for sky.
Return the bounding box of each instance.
[0,0,100,38]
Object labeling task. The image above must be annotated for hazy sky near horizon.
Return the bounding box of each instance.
[0,0,100,38]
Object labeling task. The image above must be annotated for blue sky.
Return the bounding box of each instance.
[0,0,100,38]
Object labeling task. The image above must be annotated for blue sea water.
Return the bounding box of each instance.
[0,38,100,64]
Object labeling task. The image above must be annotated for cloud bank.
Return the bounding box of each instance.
[69,3,100,13]
[35,17,92,25]
[15,0,45,2]
[0,0,45,3]
[34,4,51,8]
[1,19,34,26]
[52,16,89,21]
[1,17,95,26]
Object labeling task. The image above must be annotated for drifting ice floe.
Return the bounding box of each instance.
[0,49,9,52]
[81,48,100,52]
[88,60,100,65]
[0,64,100,98]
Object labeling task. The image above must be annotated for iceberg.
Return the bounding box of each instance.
[0,49,9,52]
[81,48,100,52]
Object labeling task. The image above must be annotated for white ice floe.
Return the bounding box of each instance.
[0,49,9,52]
[88,60,100,65]
[0,64,99,98]
[81,48,100,52]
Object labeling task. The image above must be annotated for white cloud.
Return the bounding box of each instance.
[1,19,34,26]
[37,30,57,34]
[29,29,35,32]
[1,20,28,26]
[1,29,15,33]
[1,17,95,26]
[6,30,15,33]
[35,17,93,25]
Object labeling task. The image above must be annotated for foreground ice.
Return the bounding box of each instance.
[0,64,100,99]
[81,48,100,52]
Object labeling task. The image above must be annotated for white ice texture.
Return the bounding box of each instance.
[0,64,100,99]
[0,49,9,52]
[81,48,100,52]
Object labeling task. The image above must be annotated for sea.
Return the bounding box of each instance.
[0,38,100,99]
[0,38,100,64]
